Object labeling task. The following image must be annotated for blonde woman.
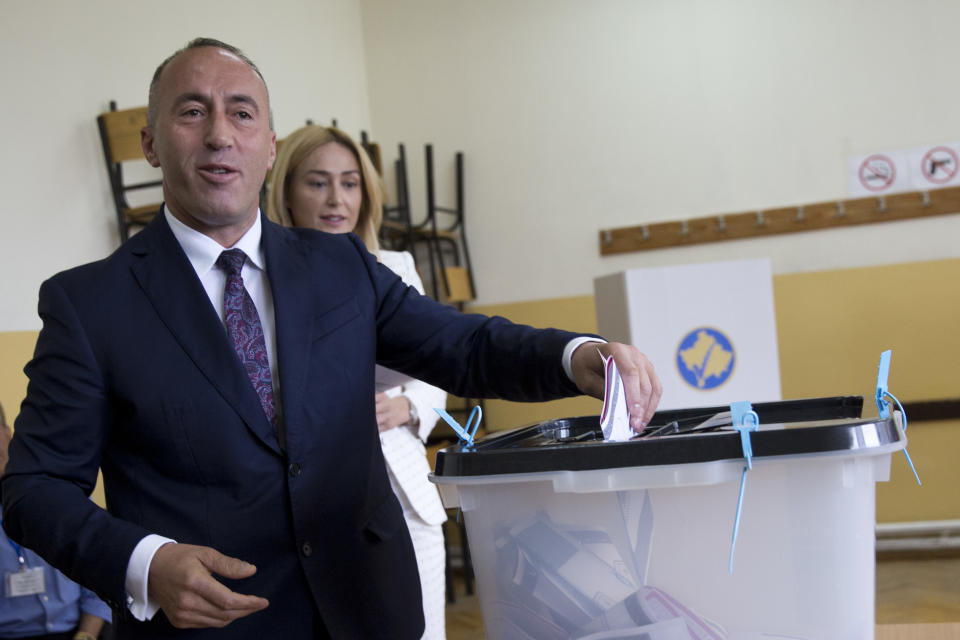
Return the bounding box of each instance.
[268,125,448,640]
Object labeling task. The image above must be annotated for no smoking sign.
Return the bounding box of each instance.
[858,154,896,192]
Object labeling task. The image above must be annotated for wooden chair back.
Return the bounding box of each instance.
[96,103,162,242]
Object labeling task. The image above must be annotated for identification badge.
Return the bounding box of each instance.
[5,567,45,597]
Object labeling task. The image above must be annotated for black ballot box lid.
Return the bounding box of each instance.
[433,395,905,478]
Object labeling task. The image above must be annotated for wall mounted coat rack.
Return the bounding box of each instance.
[598,185,960,256]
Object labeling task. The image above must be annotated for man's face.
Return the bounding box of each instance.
[141,46,276,245]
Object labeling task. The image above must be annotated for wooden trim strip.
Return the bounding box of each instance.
[599,185,960,255]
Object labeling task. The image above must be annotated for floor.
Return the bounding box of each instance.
[876,555,960,624]
[444,555,960,639]
[444,577,484,640]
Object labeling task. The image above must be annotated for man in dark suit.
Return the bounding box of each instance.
[1,38,661,638]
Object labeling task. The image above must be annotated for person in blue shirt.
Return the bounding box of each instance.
[0,402,111,640]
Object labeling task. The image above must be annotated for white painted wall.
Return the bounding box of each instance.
[0,0,371,330]
[4,0,959,330]
[360,0,960,306]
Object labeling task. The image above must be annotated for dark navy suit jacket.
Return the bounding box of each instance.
[1,211,582,638]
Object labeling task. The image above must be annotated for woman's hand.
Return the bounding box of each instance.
[375,393,414,432]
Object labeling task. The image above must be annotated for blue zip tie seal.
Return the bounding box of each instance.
[434,405,484,522]
[875,350,921,486]
[728,400,759,574]
[876,350,892,419]
[434,405,483,451]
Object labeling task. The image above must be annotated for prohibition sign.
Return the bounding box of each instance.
[921,146,959,185]
[858,154,896,192]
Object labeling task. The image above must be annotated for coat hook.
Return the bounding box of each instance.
[835,202,845,217]
[716,216,726,232]
[877,196,887,212]
[639,225,650,241]
[921,191,930,207]
[680,220,690,236]
[602,230,611,245]
[755,211,765,227]
[795,206,805,222]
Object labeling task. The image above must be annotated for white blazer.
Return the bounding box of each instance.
[375,250,448,526]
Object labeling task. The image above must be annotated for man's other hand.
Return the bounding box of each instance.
[148,543,269,628]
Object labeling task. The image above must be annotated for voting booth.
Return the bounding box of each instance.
[431,397,904,639]
[593,259,781,410]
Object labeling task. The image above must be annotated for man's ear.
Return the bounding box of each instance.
[141,126,161,168]
[267,131,277,171]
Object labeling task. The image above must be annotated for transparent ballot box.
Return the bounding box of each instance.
[430,396,904,640]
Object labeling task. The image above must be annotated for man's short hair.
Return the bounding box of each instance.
[146,37,272,129]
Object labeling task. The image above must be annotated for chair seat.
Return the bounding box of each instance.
[441,266,474,304]
[382,220,460,241]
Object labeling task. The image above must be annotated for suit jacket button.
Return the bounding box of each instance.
[301,542,313,557]
[288,462,302,477]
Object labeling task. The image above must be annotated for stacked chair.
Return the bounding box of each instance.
[380,144,476,311]
[96,102,162,242]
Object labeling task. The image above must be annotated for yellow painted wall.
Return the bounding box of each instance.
[0,330,106,507]
[470,258,960,524]
[458,295,605,431]
[774,258,959,523]
[0,332,34,428]
[2,258,956,522]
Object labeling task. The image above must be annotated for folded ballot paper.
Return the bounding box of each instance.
[600,353,636,442]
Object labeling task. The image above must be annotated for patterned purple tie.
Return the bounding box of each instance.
[217,249,277,429]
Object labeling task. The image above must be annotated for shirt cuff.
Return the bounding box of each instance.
[562,337,607,382]
[125,534,176,621]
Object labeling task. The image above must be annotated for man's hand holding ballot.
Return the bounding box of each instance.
[570,341,663,433]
